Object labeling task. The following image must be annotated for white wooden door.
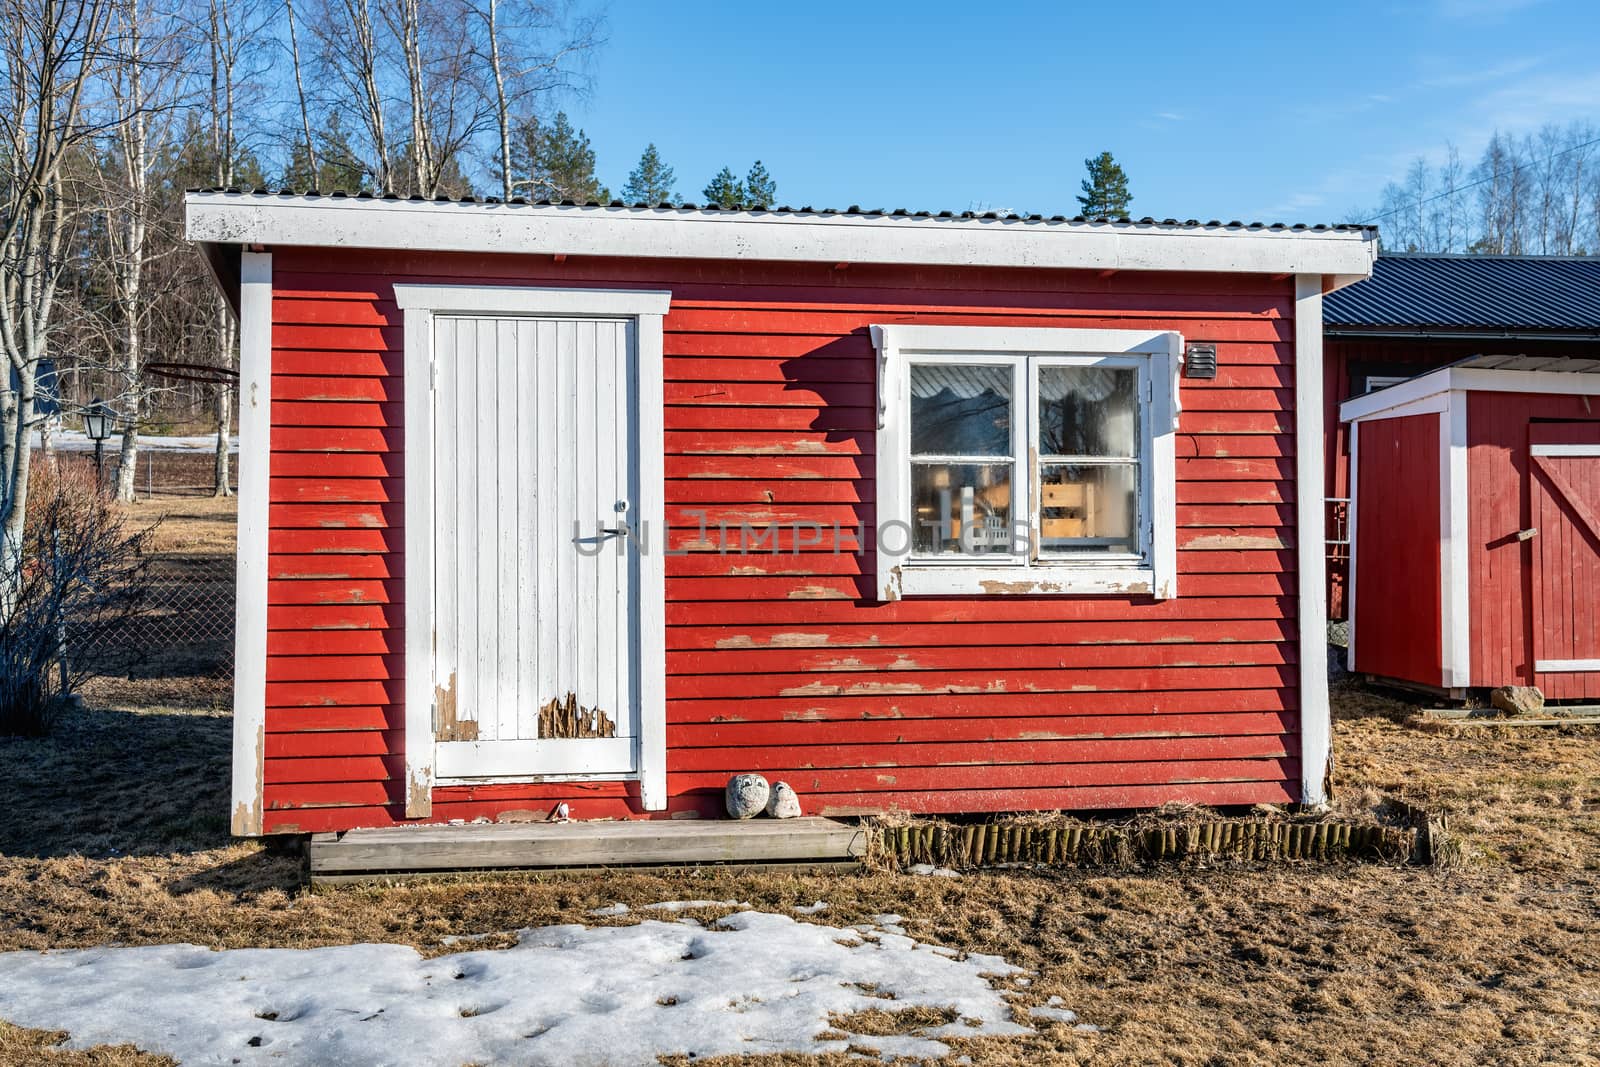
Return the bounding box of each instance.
[431,315,639,781]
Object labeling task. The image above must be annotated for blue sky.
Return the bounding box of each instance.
[563,0,1599,224]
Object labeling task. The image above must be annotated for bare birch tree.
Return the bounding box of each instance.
[468,0,601,201]
[284,0,317,183]
[307,0,394,193]
[98,0,191,502]
[0,0,113,592]
[200,0,267,495]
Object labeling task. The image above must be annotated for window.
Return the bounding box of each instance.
[873,325,1181,599]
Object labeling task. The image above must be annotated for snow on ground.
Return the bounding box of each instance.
[907,864,961,878]
[0,911,1040,1065]
[1029,995,1079,1023]
[30,430,239,453]
[640,899,748,912]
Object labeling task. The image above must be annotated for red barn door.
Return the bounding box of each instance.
[1529,422,1600,689]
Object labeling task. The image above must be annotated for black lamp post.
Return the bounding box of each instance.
[83,397,115,476]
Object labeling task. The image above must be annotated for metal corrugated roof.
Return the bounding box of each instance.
[1451,352,1600,373]
[1325,253,1600,332]
[185,187,1376,234]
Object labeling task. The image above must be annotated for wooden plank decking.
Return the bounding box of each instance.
[309,817,867,883]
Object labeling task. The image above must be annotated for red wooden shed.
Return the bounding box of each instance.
[1341,355,1600,700]
[1321,254,1600,618]
[185,192,1376,836]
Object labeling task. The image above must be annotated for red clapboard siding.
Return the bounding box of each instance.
[668,686,1298,723]
[1352,414,1442,685]
[667,642,1296,675]
[672,711,1296,747]
[667,618,1296,649]
[668,734,1297,773]
[259,248,1304,830]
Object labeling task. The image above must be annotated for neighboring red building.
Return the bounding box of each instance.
[1323,254,1600,617]
[186,192,1375,836]
[1341,356,1600,700]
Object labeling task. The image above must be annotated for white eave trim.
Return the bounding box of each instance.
[1342,366,1600,422]
[186,194,1378,278]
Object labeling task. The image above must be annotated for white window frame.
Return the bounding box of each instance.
[872,325,1181,600]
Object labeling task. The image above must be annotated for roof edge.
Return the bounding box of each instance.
[185,191,1378,278]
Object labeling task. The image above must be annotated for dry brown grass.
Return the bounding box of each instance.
[121,495,235,557]
[1,678,1598,1065]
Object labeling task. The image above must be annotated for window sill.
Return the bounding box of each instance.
[886,564,1171,599]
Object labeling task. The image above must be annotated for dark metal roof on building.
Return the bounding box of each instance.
[1325,253,1600,333]
[184,187,1377,234]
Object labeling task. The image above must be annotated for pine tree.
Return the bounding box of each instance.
[622,143,676,204]
[744,160,776,208]
[1077,151,1133,217]
[702,166,744,208]
[509,111,608,202]
[280,113,368,195]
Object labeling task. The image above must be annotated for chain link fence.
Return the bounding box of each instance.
[47,444,239,708]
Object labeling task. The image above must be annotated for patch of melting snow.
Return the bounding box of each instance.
[585,903,629,917]
[0,912,1041,1065]
[1029,995,1079,1023]
[792,900,829,915]
[639,899,748,912]
[906,864,960,878]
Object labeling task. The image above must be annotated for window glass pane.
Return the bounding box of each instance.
[1038,366,1138,458]
[1038,463,1139,553]
[910,461,1015,555]
[910,364,1012,456]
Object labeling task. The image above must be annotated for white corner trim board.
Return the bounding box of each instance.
[186,193,1378,279]
[1440,392,1472,689]
[399,285,672,816]
[231,251,272,836]
[1294,275,1332,808]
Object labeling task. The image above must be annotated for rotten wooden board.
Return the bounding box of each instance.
[309,816,867,876]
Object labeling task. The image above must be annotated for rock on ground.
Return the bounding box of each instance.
[725,774,770,819]
[766,781,802,819]
[1491,686,1545,716]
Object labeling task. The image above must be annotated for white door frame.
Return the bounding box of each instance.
[396,284,671,816]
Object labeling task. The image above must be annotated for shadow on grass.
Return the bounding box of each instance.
[0,704,233,859]
[1329,678,1421,723]
[168,847,306,896]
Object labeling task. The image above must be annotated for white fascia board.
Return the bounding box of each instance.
[1450,367,1600,396]
[1339,369,1453,422]
[1343,366,1600,423]
[186,194,1378,277]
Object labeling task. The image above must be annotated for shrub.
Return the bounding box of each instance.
[0,461,156,735]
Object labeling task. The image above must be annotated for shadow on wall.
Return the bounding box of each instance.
[774,331,877,603]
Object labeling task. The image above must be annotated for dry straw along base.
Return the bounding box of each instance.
[869,810,1440,870]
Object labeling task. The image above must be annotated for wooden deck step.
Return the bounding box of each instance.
[309,817,867,882]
